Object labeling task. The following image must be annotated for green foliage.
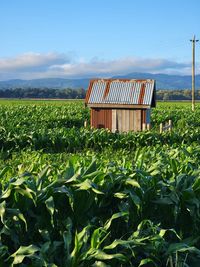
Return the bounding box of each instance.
[0,87,86,99]
[0,100,200,266]
[1,157,200,266]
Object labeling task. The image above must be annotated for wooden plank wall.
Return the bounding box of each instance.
[91,109,112,130]
[112,109,117,133]
[91,108,149,133]
[112,109,148,133]
[133,110,141,131]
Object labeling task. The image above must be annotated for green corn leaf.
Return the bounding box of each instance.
[193,177,200,192]
[92,188,104,195]
[159,229,167,237]
[82,159,97,176]
[45,196,55,227]
[7,208,27,231]
[64,172,80,183]
[0,166,11,179]
[63,218,72,254]
[139,258,156,266]
[114,192,128,199]
[15,187,36,203]
[159,228,181,240]
[82,170,104,180]
[0,201,6,224]
[53,186,74,210]
[0,245,8,258]
[37,166,51,190]
[18,213,28,232]
[177,246,200,254]
[92,261,110,267]
[167,243,200,255]
[129,192,141,210]
[125,178,140,188]
[10,178,26,186]
[63,231,72,256]
[1,188,12,199]
[104,212,128,231]
[74,179,103,194]
[91,228,106,249]
[75,179,92,190]
[64,160,75,180]
[40,241,51,254]
[71,225,91,259]
[94,250,127,262]
[8,244,39,264]
[104,239,136,250]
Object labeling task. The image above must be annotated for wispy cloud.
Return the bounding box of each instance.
[0,52,197,80]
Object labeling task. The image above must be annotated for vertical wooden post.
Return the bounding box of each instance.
[160,123,163,133]
[192,37,195,111]
[168,120,172,132]
[142,123,146,131]
[190,35,199,111]
[112,109,117,133]
[84,120,87,128]
[147,123,151,130]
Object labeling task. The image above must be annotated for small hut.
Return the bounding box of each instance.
[85,78,156,132]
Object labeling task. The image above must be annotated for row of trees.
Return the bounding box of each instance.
[156,89,200,101]
[0,88,86,99]
[0,87,199,100]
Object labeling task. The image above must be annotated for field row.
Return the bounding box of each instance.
[0,102,200,154]
[1,100,200,266]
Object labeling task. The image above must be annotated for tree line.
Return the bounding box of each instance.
[0,88,85,99]
[0,87,199,100]
[157,89,200,101]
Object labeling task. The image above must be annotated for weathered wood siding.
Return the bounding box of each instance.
[91,109,112,130]
[90,108,150,133]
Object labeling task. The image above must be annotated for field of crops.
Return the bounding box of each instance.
[1,99,200,266]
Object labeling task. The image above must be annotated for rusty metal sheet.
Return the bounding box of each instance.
[86,79,155,107]
[143,82,154,105]
[88,81,107,104]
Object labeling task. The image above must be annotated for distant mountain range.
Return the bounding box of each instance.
[114,73,200,90]
[0,73,199,90]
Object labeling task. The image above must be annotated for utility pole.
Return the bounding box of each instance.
[190,35,199,111]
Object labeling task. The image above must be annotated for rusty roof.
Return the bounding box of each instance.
[85,79,156,108]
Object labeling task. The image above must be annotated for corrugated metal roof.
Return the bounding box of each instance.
[85,79,155,106]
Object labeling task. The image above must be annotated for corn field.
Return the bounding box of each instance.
[1,100,200,266]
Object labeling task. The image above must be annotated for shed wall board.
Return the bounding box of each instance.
[125,110,130,132]
[129,110,134,131]
[117,110,122,133]
[112,109,117,133]
[142,110,146,124]
[122,110,126,132]
[91,108,150,133]
[134,110,142,131]
[91,109,112,129]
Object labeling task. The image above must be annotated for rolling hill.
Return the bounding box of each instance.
[0,73,199,90]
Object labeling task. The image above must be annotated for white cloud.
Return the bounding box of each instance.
[0,52,71,72]
[0,52,197,80]
[51,57,190,77]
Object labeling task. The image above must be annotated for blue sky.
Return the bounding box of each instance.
[0,0,199,80]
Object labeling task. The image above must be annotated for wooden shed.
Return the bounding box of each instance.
[85,78,156,133]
